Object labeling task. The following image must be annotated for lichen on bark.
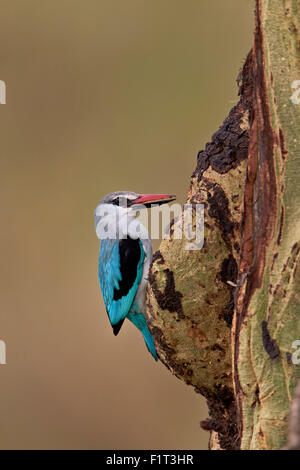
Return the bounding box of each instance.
[233,0,300,450]
[146,1,300,450]
[146,52,253,450]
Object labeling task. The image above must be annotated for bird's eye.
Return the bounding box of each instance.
[113,197,128,207]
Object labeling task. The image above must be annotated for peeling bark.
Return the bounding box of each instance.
[147,52,253,450]
[146,0,300,450]
[233,0,300,450]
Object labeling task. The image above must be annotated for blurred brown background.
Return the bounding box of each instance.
[0,0,252,449]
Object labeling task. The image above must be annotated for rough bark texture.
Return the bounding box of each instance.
[283,380,300,450]
[233,0,300,450]
[147,53,252,450]
[146,0,300,450]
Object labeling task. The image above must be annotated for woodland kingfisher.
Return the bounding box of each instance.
[94,191,176,360]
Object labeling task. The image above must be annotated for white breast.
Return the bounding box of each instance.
[127,217,153,315]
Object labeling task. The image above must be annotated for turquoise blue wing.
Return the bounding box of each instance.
[98,237,145,335]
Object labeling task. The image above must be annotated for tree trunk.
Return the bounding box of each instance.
[146,0,300,450]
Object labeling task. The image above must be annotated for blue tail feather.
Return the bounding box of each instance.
[127,312,158,361]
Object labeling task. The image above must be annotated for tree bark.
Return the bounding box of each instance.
[146,0,300,450]
[283,381,300,450]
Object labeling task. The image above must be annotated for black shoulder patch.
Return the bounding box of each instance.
[113,237,143,301]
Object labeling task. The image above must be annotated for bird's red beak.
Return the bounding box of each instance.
[133,193,176,206]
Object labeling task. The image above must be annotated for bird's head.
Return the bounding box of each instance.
[94,191,176,239]
[98,191,176,209]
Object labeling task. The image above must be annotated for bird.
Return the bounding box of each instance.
[94,191,176,360]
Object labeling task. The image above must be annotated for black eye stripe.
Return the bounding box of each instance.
[112,197,130,207]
